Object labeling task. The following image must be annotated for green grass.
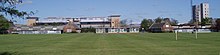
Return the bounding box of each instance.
[0,33,220,55]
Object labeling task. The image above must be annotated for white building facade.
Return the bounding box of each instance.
[200,3,209,19]
[192,3,209,22]
[79,17,111,28]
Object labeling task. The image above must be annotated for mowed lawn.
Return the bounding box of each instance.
[0,33,220,55]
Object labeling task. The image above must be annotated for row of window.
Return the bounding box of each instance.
[96,28,139,33]
[16,28,58,30]
[81,22,111,24]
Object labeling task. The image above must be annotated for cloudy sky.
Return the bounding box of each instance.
[14,0,220,24]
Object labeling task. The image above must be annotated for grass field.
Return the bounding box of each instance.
[0,33,220,55]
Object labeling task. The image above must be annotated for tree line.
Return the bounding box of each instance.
[1,0,220,34]
[140,17,178,31]
[140,17,220,32]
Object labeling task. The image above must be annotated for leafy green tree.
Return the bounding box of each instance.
[1,0,34,18]
[0,0,33,34]
[171,18,178,25]
[163,18,171,23]
[155,17,163,23]
[147,19,154,26]
[120,19,127,27]
[216,19,220,31]
[0,15,12,34]
[201,18,212,26]
[0,15,10,29]
[141,19,153,31]
[162,18,178,25]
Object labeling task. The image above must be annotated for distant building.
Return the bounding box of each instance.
[27,17,39,26]
[172,24,212,33]
[200,3,209,19]
[35,17,70,26]
[63,20,80,33]
[192,3,209,22]
[192,5,202,22]
[79,17,111,28]
[11,25,63,34]
[109,15,120,28]
[95,24,140,33]
[12,17,80,34]
[79,15,120,28]
[149,22,173,32]
[12,15,121,34]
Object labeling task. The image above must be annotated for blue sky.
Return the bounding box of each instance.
[14,0,220,24]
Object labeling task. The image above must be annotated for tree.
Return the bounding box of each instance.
[0,0,33,34]
[0,15,10,29]
[155,17,163,23]
[120,19,127,27]
[201,18,212,26]
[148,19,154,26]
[170,18,179,25]
[163,18,178,25]
[1,0,33,18]
[0,15,13,34]
[163,18,170,23]
[141,19,153,31]
[216,19,220,32]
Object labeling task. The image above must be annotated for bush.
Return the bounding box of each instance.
[81,28,96,33]
[0,52,18,55]
[0,29,8,34]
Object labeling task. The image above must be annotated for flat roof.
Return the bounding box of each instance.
[108,15,121,17]
[26,17,39,19]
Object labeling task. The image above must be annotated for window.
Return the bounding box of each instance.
[17,28,21,30]
[41,28,45,30]
[29,28,33,30]
[165,29,170,31]
[67,29,72,32]
[53,28,57,30]
[111,29,115,32]
[166,25,169,27]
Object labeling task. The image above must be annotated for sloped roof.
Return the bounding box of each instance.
[149,23,166,28]
[73,24,80,29]
[26,17,39,19]
[127,24,141,28]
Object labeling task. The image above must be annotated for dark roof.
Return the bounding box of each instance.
[26,17,39,19]
[95,27,137,29]
[108,15,121,17]
[149,23,166,28]
[72,24,80,29]
[128,24,141,28]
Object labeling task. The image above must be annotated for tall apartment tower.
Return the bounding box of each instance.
[192,5,201,22]
[200,3,209,19]
[192,3,209,22]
